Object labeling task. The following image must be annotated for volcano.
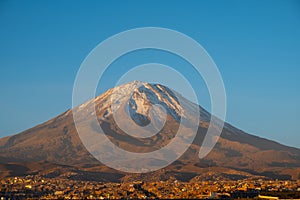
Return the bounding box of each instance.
[0,81,299,182]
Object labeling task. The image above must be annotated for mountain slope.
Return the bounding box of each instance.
[0,81,299,181]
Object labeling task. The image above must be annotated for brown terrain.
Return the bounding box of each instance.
[0,81,299,182]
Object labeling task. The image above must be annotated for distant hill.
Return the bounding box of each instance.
[0,81,299,182]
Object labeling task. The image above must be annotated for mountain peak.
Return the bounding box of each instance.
[1,81,300,180]
[93,81,186,124]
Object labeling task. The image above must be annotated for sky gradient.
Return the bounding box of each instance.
[0,0,300,147]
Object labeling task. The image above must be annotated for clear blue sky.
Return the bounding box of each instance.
[0,0,300,148]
